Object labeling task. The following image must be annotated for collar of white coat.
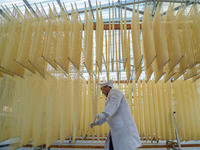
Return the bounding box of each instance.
[106,88,114,100]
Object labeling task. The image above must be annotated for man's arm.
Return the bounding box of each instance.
[102,89,123,118]
[90,89,123,128]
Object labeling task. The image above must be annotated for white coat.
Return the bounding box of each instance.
[102,88,141,150]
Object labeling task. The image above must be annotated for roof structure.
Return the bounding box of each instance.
[0,0,199,81]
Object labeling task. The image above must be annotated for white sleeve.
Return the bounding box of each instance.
[102,90,123,117]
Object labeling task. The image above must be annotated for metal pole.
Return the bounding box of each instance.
[173,111,182,150]
[56,0,65,12]
[88,0,95,19]
[23,0,37,17]
[118,0,121,82]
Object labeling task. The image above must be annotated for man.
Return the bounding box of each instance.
[90,80,141,150]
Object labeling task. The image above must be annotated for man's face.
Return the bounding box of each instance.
[101,85,110,97]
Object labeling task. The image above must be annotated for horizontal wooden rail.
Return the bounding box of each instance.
[23,144,200,149]
[92,23,142,30]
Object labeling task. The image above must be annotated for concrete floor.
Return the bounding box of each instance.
[0,146,200,150]
[0,147,197,150]
[1,140,200,150]
[7,148,199,150]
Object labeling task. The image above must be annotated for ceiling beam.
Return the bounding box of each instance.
[115,4,145,15]
[66,0,146,15]
[161,0,192,3]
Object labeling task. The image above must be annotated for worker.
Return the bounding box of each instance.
[90,80,141,150]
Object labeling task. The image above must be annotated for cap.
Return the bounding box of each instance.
[98,80,113,88]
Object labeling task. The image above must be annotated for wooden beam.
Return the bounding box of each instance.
[92,23,142,30]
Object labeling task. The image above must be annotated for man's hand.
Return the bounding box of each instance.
[90,113,107,128]
[90,120,98,128]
